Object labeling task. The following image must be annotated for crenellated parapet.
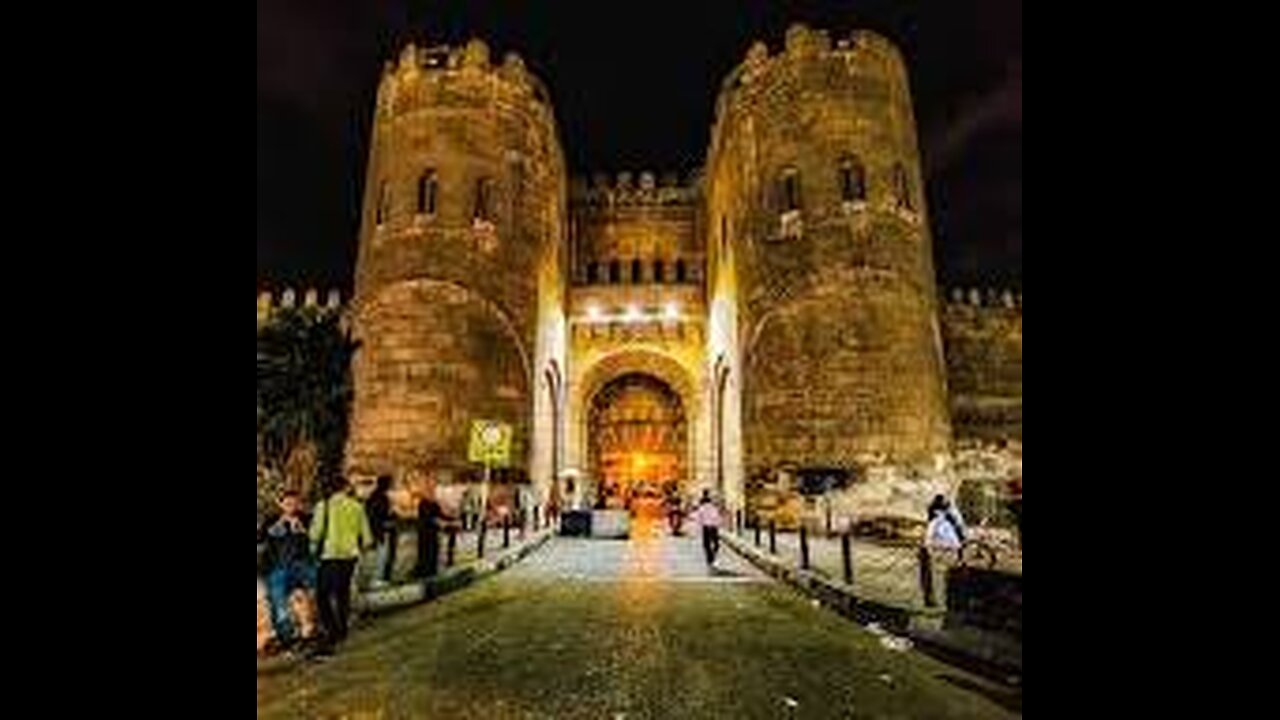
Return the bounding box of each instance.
[256,287,344,326]
[375,38,555,119]
[943,287,1022,311]
[709,23,914,180]
[570,171,698,207]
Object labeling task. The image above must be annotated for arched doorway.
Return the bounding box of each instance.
[587,373,687,517]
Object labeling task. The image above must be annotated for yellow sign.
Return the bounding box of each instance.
[468,420,512,466]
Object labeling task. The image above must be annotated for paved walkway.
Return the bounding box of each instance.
[505,522,765,584]
[257,518,1020,718]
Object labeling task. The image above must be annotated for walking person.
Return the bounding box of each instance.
[666,485,684,536]
[692,490,723,568]
[365,475,397,587]
[309,475,374,657]
[925,494,966,552]
[413,470,445,579]
[258,489,315,654]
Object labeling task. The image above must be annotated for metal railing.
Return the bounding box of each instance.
[736,518,1021,611]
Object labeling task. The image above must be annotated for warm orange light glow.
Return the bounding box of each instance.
[631,452,650,473]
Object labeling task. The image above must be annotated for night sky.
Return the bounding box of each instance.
[258,0,1021,292]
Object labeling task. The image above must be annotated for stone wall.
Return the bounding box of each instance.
[261,24,1021,521]
[569,172,703,286]
[940,289,1022,442]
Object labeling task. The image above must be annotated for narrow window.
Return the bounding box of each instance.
[654,260,665,283]
[609,260,621,284]
[587,262,599,284]
[893,163,913,211]
[676,259,687,283]
[417,170,437,214]
[782,170,801,212]
[721,215,728,255]
[474,177,493,221]
[376,180,388,224]
[840,157,866,202]
[632,259,643,283]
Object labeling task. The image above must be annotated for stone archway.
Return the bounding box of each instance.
[587,373,688,515]
[567,349,705,511]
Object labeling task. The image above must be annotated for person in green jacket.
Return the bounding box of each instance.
[309,475,374,656]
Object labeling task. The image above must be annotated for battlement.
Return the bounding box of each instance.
[569,171,699,207]
[378,38,553,109]
[257,287,344,324]
[942,287,1023,311]
[709,23,909,161]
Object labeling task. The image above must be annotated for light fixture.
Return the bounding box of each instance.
[625,305,641,322]
[586,304,602,321]
[664,302,679,320]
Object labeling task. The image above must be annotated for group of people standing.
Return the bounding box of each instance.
[256,472,447,659]
[257,476,373,658]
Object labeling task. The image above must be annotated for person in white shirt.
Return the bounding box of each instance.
[691,490,723,567]
[925,494,966,550]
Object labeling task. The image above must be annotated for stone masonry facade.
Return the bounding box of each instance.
[257,23,1022,521]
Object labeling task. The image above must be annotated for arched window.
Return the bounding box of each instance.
[587,262,599,284]
[417,170,437,214]
[653,260,665,283]
[609,260,621,284]
[631,259,643,283]
[781,168,801,212]
[839,156,866,202]
[376,180,389,225]
[893,163,913,211]
[675,259,687,283]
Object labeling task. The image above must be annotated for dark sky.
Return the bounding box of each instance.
[258,0,1021,292]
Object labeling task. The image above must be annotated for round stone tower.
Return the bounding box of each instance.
[345,39,568,484]
[705,24,951,504]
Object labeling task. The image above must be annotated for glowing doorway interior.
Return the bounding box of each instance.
[588,373,686,516]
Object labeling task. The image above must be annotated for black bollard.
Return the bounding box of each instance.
[841,532,853,586]
[534,505,540,530]
[754,518,762,547]
[447,527,457,567]
[918,545,936,607]
[503,515,511,548]
[800,524,810,569]
[478,520,487,559]
[769,520,777,555]
[736,509,743,535]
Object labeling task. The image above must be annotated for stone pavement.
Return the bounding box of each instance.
[257,517,1020,718]
[504,521,765,584]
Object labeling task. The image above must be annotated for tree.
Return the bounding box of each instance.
[257,307,359,504]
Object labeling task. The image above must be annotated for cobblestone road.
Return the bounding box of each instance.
[257,520,1020,719]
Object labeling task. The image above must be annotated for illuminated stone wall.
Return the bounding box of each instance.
[705,24,952,509]
[940,289,1022,442]
[561,176,712,507]
[569,173,703,286]
[345,39,567,489]
[265,25,1021,519]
